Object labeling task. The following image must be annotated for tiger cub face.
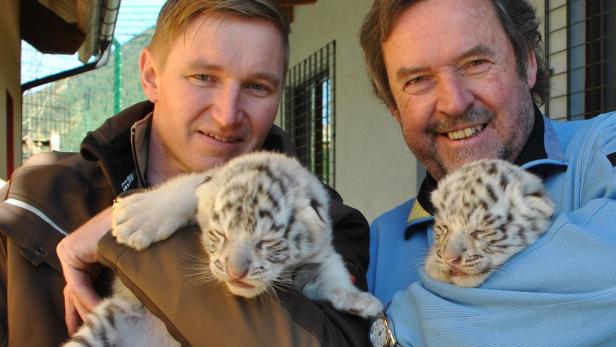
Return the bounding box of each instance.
[425,159,555,287]
[195,152,331,298]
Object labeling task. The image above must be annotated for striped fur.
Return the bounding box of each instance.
[425,159,555,287]
[63,281,179,347]
[195,153,381,315]
[66,152,382,346]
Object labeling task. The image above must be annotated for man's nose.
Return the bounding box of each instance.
[436,73,473,117]
[212,83,243,127]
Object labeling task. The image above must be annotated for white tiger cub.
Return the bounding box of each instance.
[425,159,555,288]
[65,151,382,346]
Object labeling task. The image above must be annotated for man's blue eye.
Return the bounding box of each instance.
[194,74,211,81]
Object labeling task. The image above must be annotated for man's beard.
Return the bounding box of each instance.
[428,104,503,176]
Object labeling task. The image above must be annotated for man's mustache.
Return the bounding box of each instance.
[429,105,495,133]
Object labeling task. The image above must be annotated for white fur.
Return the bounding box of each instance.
[425,159,555,287]
[68,152,382,346]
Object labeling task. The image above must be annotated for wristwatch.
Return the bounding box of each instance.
[369,311,399,347]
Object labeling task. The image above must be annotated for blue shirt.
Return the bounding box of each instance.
[368,113,616,346]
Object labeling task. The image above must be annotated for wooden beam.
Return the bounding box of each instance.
[21,0,85,54]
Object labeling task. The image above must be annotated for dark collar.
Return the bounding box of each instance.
[80,101,296,195]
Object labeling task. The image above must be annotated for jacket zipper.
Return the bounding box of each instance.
[130,124,148,188]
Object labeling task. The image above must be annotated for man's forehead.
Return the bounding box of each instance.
[384,0,503,57]
[164,13,284,82]
[388,0,498,35]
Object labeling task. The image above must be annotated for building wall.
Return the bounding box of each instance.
[288,0,417,223]
[0,0,22,180]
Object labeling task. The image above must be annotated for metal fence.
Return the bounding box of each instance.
[280,41,336,186]
[20,1,163,161]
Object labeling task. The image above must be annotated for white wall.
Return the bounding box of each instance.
[288,0,417,222]
[0,0,22,180]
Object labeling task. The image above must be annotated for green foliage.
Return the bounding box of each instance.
[22,28,154,157]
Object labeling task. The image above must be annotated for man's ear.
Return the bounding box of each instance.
[525,48,538,89]
[140,48,160,103]
[389,106,402,123]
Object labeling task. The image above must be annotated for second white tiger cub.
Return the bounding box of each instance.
[425,159,555,288]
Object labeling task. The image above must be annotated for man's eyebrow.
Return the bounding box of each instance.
[186,61,223,72]
[396,66,427,82]
[186,61,281,86]
[249,72,281,87]
[457,44,495,62]
[395,44,496,82]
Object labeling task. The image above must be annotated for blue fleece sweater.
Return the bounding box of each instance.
[368,113,616,347]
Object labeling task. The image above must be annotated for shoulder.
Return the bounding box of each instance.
[371,198,414,230]
[13,152,102,190]
[548,113,616,207]
[550,113,616,154]
[7,151,112,230]
[12,151,96,186]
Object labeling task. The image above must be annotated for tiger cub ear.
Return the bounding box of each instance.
[195,172,220,225]
[520,171,555,217]
[296,199,328,234]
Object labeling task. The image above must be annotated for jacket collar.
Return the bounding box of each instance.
[80,101,296,195]
[405,105,568,239]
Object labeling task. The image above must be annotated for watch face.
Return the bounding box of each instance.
[370,316,389,347]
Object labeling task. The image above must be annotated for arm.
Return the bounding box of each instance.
[98,195,372,347]
[56,207,111,334]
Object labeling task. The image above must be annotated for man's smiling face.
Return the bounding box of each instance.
[382,0,537,180]
[143,13,285,176]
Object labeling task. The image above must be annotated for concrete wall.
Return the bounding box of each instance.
[288,0,417,223]
[0,0,22,180]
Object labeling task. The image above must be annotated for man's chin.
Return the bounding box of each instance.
[437,151,504,177]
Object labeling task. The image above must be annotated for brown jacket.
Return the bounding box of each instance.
[0,101,372,346]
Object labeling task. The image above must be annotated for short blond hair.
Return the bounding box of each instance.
[149,0,290,70]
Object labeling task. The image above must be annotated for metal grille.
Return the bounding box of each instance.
[546,0,616,120]
[20,1,164,161]
[280,41,335,186]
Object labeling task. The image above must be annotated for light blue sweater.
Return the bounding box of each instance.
[368,113,616,346]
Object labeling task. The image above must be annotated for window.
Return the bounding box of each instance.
[281,41,335,185]
[546,0,616,120]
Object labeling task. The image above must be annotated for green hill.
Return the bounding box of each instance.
[22,28,154,157]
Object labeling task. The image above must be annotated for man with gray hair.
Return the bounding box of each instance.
[360,0,616,346]
[0,1,372,346]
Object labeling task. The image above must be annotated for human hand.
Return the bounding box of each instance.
[56,206,112,335]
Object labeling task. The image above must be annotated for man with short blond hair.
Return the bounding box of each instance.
[0,1,372,346]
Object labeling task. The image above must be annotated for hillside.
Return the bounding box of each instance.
[22,28,154,155]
